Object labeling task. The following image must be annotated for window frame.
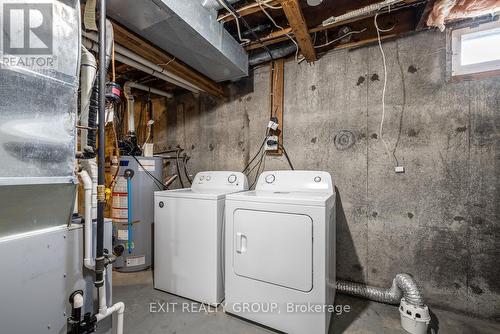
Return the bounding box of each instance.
[451,20,500,78]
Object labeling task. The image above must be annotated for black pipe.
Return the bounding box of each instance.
[249,42,297,67]
[95,0,106,288]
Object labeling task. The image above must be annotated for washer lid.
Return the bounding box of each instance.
[155,188,239,200]
[226,190,333,207]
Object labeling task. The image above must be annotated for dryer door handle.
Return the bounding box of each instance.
[236,232,247,254]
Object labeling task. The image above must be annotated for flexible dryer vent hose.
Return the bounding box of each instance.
[336,274,430,334]
[336,273,424,306]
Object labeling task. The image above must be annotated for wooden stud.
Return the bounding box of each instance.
[281,0,317,62]
[268,58,285,156]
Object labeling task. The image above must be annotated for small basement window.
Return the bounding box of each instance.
[451,20,500,78]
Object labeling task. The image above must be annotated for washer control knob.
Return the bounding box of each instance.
[159,201,164,208]
[314,176,322,183]
[199,175,205,180]
[228,174,237,183]
[265,174,276,184]
[206,176,211,181]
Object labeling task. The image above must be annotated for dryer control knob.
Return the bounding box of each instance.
[265,174,276,184]
[206,176,211,181]
[228,174,237,183]
[314,176,322,183]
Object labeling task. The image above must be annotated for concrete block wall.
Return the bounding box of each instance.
[153,29,499,319]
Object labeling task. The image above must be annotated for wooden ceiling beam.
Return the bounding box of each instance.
[245,0,424,51]
[218,0,284,23]
[281,0,316,62]
[112,22,226,97]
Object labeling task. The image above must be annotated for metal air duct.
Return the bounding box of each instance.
[107,0,249,82]
[0,0,81,237]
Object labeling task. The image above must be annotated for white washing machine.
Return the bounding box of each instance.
[224,170,335,334]
[154,171,248,305]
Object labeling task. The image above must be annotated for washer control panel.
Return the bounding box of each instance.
[192,171,249,191]
[256,171,333,193]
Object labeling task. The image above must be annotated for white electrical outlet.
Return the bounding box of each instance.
[395,166,405,173]
[265,136,279,151]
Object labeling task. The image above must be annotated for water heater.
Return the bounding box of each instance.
[112,156,163,272]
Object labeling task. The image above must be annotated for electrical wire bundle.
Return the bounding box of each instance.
[217,0,275,61]
[242,133,269,189]
[130,155,167,191]
[242,129,295,189]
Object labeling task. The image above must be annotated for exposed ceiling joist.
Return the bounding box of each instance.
[218,0,285,22]
[282,0,317,62]
[245,0,425,51]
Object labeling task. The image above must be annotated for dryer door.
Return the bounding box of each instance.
[232,209,313,292]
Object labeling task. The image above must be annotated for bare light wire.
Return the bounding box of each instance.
[255,0,300,61]
[374,9,397,165]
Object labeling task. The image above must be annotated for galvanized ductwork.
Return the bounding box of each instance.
[107,0,249,82]
[0,0,81,237]
[201,0,240,10]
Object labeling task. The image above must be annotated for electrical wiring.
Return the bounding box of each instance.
[217,0,251,44]
[242,131,269,174]
[183,154,193,185]
[255,0,300,61]
[248,147,267,189]
[258,0,282,10]
[279,144,295,170]
[313,28,368,49]
[130,155,166,191]
[247,148,265,176]
[218,0,274,61]
[374,10,397,164]
[175,148,185,188]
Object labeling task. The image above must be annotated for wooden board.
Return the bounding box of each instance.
[112,22,226,97]
[282,0,317,62]
[245,1,423,51]
[218,0,284,22]
[268,58,284,156]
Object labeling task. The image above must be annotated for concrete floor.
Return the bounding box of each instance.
[112,270,500,334]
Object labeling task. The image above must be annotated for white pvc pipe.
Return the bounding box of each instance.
[73,293,84,309]
[96,271,125,334]
[81,159,98,219]
[123,81,172,133]
[78,170,95,270]
[95,301,125,334]
[82,38,198,93]
[125,81,173,98]
[82,33,202,93]
[79,171,125,332]
[124,85,136,132]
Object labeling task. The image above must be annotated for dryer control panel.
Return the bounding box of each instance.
[192,171,249,191]
[256,171,333,194]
